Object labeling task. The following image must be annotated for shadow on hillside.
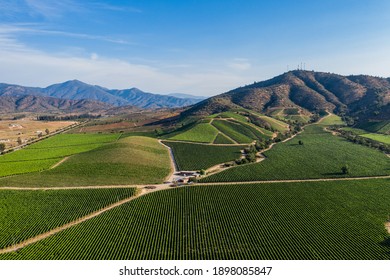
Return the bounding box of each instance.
[379,237,390,256]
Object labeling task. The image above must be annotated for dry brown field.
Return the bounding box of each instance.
[0,118,76,148]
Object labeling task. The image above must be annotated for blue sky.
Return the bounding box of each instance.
[0,0,390,96]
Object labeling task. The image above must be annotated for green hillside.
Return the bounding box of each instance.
[202,125,390,182]
[0,136,171,187]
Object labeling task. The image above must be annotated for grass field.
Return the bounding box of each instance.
[202,125,390,182]
[2,179,389,260]
[163,141,245,170]
[0,134,119,177]
[169,123,219,143]
[0,188,136,249]
[0,136,171,187]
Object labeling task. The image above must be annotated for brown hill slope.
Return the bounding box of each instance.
[183,70,390,122]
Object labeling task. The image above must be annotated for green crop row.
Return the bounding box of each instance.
[202,125,390,182]
[163,141,245,170]
[0,134,120,178]
[169,123,219,143]
[0,137,171,187]
[0,188,136,249]
[361,133,390,144]
[213,133,235,144]
[2,179,389,260]
[211,120,254,143]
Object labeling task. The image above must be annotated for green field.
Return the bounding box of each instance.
[169,123,219,143]
[318,114,345,126]
[0,188,136,249]
[163,141,245,170]
[211,120,255,143]
[340,127,369,135]
[213,133,235,144]
[358,121,390,133]
[0,136,171,187]
[258,115,289,132]
[202,125,390,182]
[217,111,249,123]
[248,111,289,133]
[341,127,390,144]
[2,180,389,260]
[0,134,119,177]
[361,133,390,144]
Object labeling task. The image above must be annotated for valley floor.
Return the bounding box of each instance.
[0,113,390,260]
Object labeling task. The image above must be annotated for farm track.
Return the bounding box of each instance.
[158,140,178,182]
[202,113,330,178]
[209,119,239,144]
[50,156,70,169]
[161,139,249,146]
[1,174,389,254]
[2,112,389,254]
[386,222,390,234]
[0,185,171,254]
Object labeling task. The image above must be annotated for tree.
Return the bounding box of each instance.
[0,143,5,153]
[245,153,256,162]
[298,140,304,145]
[341,165,349,175]
[199,169,206,175]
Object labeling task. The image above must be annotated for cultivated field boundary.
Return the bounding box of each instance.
[0,185,173,254]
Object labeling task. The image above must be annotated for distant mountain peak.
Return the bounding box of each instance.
[0,80,202,109]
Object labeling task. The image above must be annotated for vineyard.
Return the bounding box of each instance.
[213,133,235,144]
[0,188,136,249]
[256,115,289,133]
[162,141,246,170]
[360,133,390,144]
[211,120,255,143]
[0,133,119,177]
[358,120,390,133]
[202,125,390,182]
[0,136,171,187]
[318,114,345,126]
[2,179,389,260]
[169,123,219,143]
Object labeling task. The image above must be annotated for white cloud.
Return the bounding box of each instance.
[24,0,83,19]
[228,58,252,71]
[0,24,136,45]
[0,43,259,96]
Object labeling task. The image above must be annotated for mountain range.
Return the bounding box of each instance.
[183,70,390,123]
[2,71,390,122]
[0,80,205,113]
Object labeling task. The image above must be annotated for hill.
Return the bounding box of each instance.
[182,70,390,124]
[0,94,111,114]
[0,80,201,109]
